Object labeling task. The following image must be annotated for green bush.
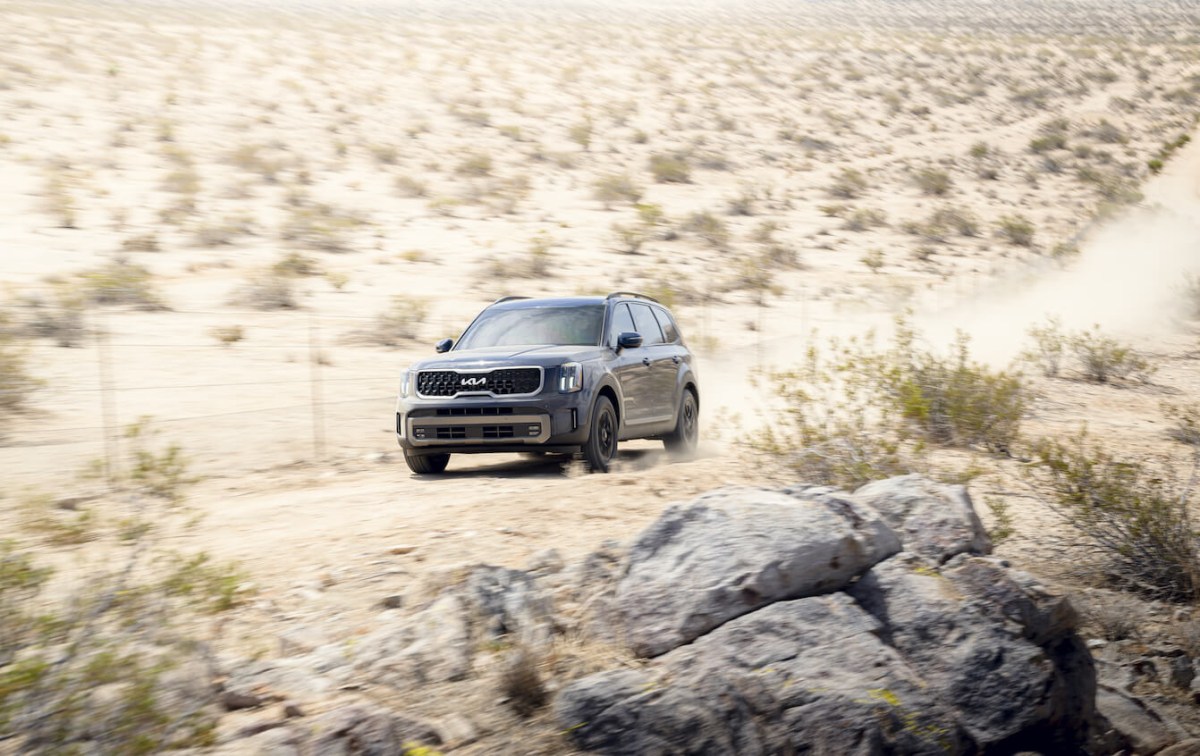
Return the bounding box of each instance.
[0,539,225,751]
[876,326,1027,453]
[757,321,1028,488]
[1070,325,1153,383]
[124,417,196,503]
[755,344,912,490]
[1022,317,1066,377]
[1031,431,1200,601]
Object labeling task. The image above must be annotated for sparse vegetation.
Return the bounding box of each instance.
[209,324,245,346]
[591,173,642,209]
[647,153,690,183]
[758,321,1027,487]
[913,167,952,196]
[230,271,298,311]
[1070,325,1153,383]
[996,214,1035,247]
[828,167,868,199]
[682,211,729,250]
[79,257,166,310]
[372,295,428,346]
[1032,430,1200,601]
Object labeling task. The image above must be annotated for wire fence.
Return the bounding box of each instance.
[2,306,462,487]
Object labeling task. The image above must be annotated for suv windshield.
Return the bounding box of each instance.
[456,304,605,349]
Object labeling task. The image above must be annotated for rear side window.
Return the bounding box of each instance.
[630,303,665,345]
[610,303,636,343]
[651,307,681,343]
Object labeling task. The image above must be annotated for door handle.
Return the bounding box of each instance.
[672,355,680,364]
[642,357,651,367]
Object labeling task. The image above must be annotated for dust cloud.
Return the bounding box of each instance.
[919,136,1200,367]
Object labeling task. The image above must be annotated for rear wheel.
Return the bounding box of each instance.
[582,396,618,473]
[664,389,699,458]
[405,452,450,474]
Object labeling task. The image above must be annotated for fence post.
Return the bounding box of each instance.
[96,309,120,486]
[308,314,325,460]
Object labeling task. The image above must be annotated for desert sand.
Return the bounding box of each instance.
[3,0,1200,750]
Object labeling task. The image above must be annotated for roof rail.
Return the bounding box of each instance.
[605,291,660,304]
[491,296,531,305]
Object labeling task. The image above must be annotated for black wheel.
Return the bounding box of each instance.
[664,389,699,458]
[582,396,618,473]
[405,452,450,474]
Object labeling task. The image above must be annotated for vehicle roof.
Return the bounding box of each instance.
[487,296,606,310]
[487,293,663,310]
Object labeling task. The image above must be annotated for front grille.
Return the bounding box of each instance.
[435,407,516,417]
[436,426,467,440]
[416,367,542,398]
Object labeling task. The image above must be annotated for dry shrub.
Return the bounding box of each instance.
[1032,431,1200,601]
[79,258,166,310]
[229,272,297,311]
[499,645,547,717]
[372,296,428,346]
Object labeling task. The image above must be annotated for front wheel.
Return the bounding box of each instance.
[664,389,699,459]
[582,396,618,473]
[405,451,450,474]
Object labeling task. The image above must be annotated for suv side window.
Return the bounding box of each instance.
[630,303,665,345]
[651,307,680,343]
[610,302,636,344]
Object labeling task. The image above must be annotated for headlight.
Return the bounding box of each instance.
[399,368,415,398]
[558,362,583,393]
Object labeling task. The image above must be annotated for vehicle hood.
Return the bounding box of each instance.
[411,344,605,371]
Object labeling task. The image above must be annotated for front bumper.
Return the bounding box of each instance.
[396,394,591,454]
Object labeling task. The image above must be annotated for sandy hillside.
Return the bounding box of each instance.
[2,0,1200,750]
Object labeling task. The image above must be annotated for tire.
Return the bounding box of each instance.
[664,388,699,458]
[582,396,618,473]
[405,451,450,474]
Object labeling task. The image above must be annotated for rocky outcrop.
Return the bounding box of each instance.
[558,477,1110,755]
[617,485,901,657]
[206,475,1200,755]
[849,474,991,564]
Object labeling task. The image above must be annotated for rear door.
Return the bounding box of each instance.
[628,303,676,424]
[608,303,650,426]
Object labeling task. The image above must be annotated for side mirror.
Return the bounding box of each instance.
[617,332,643,350]
[435,338,453,353]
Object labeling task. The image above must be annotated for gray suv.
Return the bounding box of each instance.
[395,292,699,473]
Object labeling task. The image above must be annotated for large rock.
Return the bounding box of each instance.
[309,705,442,756]
[617,485,902,657]
[851,474,990,564]
[560,477,1102,755]
[1095,686,1175,754]
[848,553,1095,751]
[354,593,472,684]
[557,594,969,755]
[465,565,554,650]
